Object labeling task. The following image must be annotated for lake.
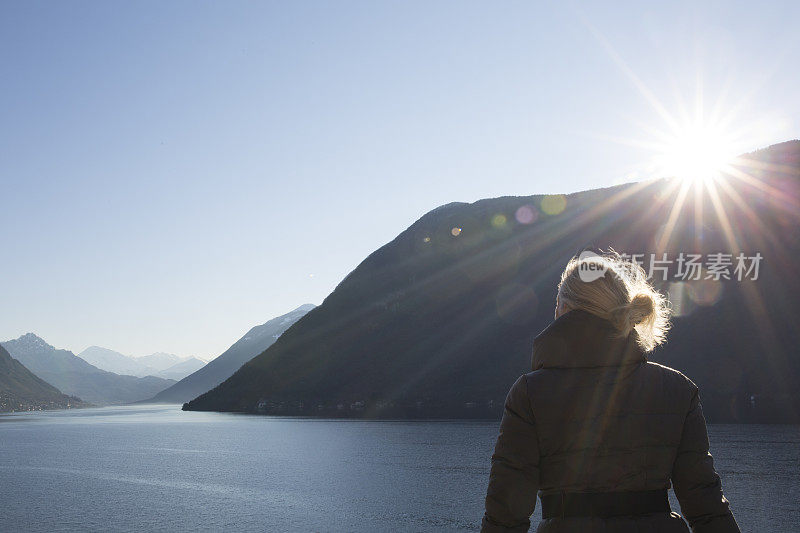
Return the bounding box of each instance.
[1,405,798,532]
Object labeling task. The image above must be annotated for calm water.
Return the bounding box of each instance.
[1,405,798,532]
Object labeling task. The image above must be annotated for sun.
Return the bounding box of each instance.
[654,121,739,185]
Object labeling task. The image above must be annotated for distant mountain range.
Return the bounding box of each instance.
[0,344,85,412]
[136,351,185,369]
[184,141,800,423]
[77,346,206,381]
[151,357,206,381]
[77,346,151,377]
[1,334,176,405]
[142,304,315,404]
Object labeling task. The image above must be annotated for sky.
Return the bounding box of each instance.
[1,1,798,360]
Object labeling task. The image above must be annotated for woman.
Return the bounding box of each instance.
[481,252,740,533]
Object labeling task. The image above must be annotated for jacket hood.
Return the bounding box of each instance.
[531,309,646,370]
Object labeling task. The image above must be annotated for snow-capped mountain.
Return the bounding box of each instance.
[78,346,156,377]
[2,334,175,405]
[78,347,207,381]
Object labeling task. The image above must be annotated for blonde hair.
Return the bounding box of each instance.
[557,250,671,352]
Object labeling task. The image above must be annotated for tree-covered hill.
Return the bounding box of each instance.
[0,344,85,412]
[142,304,314,404]
[185,141,800,422]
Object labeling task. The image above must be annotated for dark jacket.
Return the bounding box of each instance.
[481,309,740,533]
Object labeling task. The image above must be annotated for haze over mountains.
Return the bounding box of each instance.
[77,346,206,381]
[1,334,176,405]
[185,141,800,423]
[152,357,207,381]
[143,304,315,404]
[77,346,150,377]
[0,305,316,409]
[0,344,84,412]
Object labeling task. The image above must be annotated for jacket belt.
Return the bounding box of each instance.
[540,489,670,519]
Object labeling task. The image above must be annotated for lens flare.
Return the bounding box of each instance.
[687,278,723,306]
[491,214,507,228]
[540,195,567,215]
[654,122,738,185]
[515,205,538,224]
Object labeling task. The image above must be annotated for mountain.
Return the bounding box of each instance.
[1,334,176,405]
[143,304,315,404]
[0,344,85,412]
[135,352,185,371]
[78,346,156,377]
[184,141,800,423]
[154,357,207,381]
[78,347,206,381]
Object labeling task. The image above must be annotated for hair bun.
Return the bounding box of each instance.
[628,293,655,325]
[608,293,655,336]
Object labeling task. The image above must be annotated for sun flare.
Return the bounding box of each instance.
[655,122,738,184]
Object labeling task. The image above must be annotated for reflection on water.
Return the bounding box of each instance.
[1,405,798,532]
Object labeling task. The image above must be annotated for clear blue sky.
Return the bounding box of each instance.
[2,1,798,360]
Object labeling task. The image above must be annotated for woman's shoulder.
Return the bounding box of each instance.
[524,362,699,393]
[642,361,700,394]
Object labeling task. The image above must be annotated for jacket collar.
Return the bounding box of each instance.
[531,309,646,370]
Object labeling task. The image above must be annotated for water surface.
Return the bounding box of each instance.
[1,405,797,532]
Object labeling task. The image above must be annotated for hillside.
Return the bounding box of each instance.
[0,345,85,412]
[2,334,176,405]
[184,141,800,422]
[143,304,315,404]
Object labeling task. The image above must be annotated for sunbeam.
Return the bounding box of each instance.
[653,121,740,184]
